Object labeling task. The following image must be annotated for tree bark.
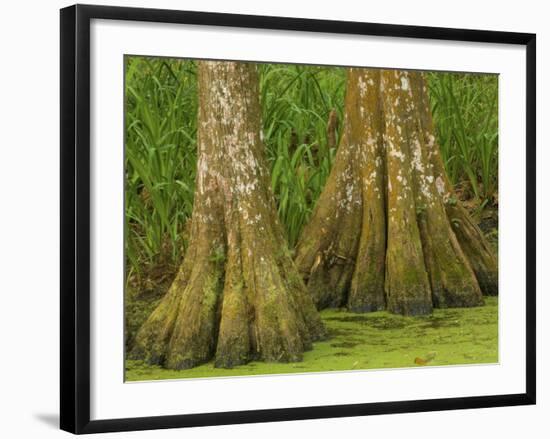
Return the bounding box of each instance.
[131,61,325,369]
[295,68,496,316]
[410,75,498,296]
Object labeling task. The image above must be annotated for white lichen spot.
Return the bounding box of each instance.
[411,138,425,173]
[435,176,445,194]
[427,134,436,149]
[197,156,208,194]
[389,148,406,162]
[358,76,368,97]
[400,76,410,91]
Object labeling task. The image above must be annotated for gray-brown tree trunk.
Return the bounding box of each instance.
[295,68,497,316]
[132,61,325,369]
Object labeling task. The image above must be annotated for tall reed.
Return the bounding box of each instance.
[428,72,498,201]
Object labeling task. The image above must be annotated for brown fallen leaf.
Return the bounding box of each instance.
[414,351,437,366]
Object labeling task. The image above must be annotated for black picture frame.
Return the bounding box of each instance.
[60,4,536,434]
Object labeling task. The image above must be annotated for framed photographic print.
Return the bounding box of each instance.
[60,4,536,434]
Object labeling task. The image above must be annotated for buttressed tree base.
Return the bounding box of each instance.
[132,61,325,370]
[295,68,497,316]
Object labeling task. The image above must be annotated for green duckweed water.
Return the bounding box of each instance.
[125,296,498,381]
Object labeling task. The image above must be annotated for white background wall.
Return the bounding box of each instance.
[0,0,546,437]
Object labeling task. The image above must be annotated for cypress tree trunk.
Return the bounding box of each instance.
[132,61,325,370]
[411,76,499,296]
[294,69,387,312]
[295,68,496,316]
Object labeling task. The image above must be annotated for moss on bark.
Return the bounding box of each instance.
[295,69,387,312]
[295,69,495,316]
[411,75,498,296]
[131,61,325,369]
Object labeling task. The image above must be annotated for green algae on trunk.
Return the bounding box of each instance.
[411,74,498,297]
[295,69,494,316]
[295,69,387,312]
[131,61,325,370]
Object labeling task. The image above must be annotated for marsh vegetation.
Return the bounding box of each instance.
[125,57,498,379]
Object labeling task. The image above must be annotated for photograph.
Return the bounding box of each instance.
[124,57,499,381]
[0,0,542,436]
